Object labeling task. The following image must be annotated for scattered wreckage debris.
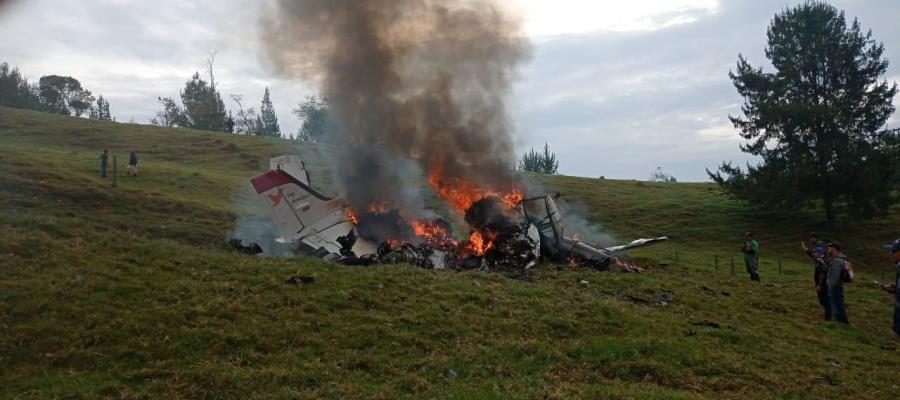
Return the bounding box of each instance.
[246,156,668,275]
[228,238,263,255]
[286,275,315,285]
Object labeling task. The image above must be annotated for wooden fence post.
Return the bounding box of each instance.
[112,155,118,188]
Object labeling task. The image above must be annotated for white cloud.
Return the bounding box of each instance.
[512,0,719,36]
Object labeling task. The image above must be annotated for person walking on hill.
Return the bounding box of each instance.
[99,149,109,178]
[809,245,832,321]
[882,238,900,336]
[826,241,850,324]
[802,233,830,320]
[127,150,138,177]
[742,231,760,282]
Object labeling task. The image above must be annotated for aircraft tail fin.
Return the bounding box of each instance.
[250,166,345,244]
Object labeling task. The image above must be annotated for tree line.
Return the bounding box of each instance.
[148,52,334,140]
[0,62,113,121]
[0,57,334,141]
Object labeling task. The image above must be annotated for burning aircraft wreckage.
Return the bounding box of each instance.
[245,1,666,275]
[246,155,667,274]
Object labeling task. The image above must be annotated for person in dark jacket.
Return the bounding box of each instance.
[810,245,831,321]
[802,233,829,320]
[127,150,138,177]
[742,231,760,281]
[99,149,109,178]
[882,239,900,336]
[801,233,824,259]
[826,241,850,324]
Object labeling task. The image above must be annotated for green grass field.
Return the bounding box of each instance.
[1,107,898,399]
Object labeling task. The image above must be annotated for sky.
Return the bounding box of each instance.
[0,0,898,181]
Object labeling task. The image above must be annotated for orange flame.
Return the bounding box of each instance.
[411,220,457,247]
[468,230,495,256]
[500,189,524,209]
[427,160,523,214]
[345,208,359,225]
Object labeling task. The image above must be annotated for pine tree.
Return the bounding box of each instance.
[0,63,40,109]
[519,143,559,175]
[259,87,281,137]
[181,72,227,132]
[90,95,112,121]
[708,1,898,225]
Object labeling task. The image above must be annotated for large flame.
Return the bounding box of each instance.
[344,159,524,258]
[427,160,523,213]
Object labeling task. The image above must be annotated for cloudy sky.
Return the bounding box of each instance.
[1,0,898,181]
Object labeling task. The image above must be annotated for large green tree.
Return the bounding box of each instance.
[37,75,95,117]
[181,72,228,132]
[708,1,898,225]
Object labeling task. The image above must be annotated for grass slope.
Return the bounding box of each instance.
[1,107,898,399]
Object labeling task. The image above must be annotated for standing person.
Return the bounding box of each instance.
[742,231,760,281]
[882,239,900,336]
[802,233,830,320]
[825,241,850,324]
[127,150,138,177]
[810,245,832,321]
[99,149,109,178]
[801,232,823,256]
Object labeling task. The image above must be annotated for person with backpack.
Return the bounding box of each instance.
[99,149,109,178]
[825,241,852,324]
[882,238,900,336]
[742,231,760,282]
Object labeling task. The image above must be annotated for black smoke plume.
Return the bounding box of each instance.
[260,0,531,214]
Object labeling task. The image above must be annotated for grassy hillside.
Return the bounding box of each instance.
[1,107,898,399]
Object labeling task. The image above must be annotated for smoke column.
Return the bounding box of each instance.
[259,0,531,215]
